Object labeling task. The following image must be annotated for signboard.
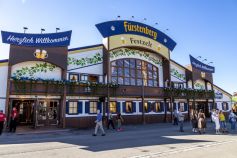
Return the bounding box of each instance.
[190,55,215,73]
[1,31,72,47]
[215,91,223,99]
[109,34,169,59]
[96,20,176,51]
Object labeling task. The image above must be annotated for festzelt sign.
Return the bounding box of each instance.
[190,55,215,73]
[95,20,176,51]
[1,31,72,47]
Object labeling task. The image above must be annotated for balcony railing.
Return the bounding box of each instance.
[9,78,214,100]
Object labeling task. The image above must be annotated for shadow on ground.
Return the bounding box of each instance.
[1,122,235,152]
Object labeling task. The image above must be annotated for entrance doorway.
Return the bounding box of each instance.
[12,100,34,125]
[196,102,211,118]
[37,100,59,126]
[11,99,59,127]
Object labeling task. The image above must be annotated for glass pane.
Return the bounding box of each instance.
[136,60,141,69]
[141,61,147,69]
[148,80,153,86]
[124,68,130,77]
[124,78,130,85]
[112,77,117,83]
[118,68,123,76]
[148,71,153,78]
[111,61,116,66]
[130,59,135,68]
[118,77,123,84]
[153,66,157,71]
[111,67,117,76]
[148,63,153,71]
[137,70,142,78]
[131,78,136,85]
[137,79,142,86]
[124,59,130,68]
[130,69,135,78]
[154,80,158,87]
[117,60,123,67]
[153,71,157,79]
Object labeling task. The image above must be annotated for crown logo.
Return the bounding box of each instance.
[34,49,48,59]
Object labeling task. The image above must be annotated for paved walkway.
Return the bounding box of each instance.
[0,121,236,158]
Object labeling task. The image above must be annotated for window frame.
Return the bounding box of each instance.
[68,101,78,115]
[109,101,117,113]
[89,101,98,114]
[69,73,79,82]
[111,58,159,87]
[125,101,133,113]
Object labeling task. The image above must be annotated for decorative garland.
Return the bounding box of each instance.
[110,48,162,66]
[12,62,56,79]
[11,77,119,94]
[68,52,103,67]
[170,68,186,81]
[164,87,214,99]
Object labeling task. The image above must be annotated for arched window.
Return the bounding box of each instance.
[111,59,159,87]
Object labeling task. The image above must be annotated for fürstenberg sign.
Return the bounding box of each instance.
[1,31,72,47]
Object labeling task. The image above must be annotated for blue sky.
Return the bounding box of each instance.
[0,0,236,94]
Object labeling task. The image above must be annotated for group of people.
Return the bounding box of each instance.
[0,107,18,136]
[93,110,124,136]
[175,108,237,135]
[211,109,237,134]
[190,109,206,134]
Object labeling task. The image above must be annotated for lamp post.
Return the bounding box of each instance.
[41,28,45,34]
[23,27,28,33]
[56,28,60,33]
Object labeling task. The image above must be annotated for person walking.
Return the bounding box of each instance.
[173,109,178,125]
[0,110,6,135]
[116,113,124,131]
[93,110,105,136]
[191,110,198,133]
[198,109,206,134]
[229,110,237,131]
[107,113,115,130]
[178,108,185,132]
[211,109,220,134]
[219,110,227,133]
[9,107,18,133]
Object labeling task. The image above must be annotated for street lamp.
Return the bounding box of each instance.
[41,28,45,34]
[56,28,60,33]
[117,15,121,20]
[23,27,28,33]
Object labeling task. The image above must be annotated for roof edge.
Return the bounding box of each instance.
[68,44,103,52]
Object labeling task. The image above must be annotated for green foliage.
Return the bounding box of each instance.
[13,62,56,79]
[110,48,162,66]
[67,53,103,67]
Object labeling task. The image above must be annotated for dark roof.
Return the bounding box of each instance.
[0,59,8,63]
[68,44,103,51]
